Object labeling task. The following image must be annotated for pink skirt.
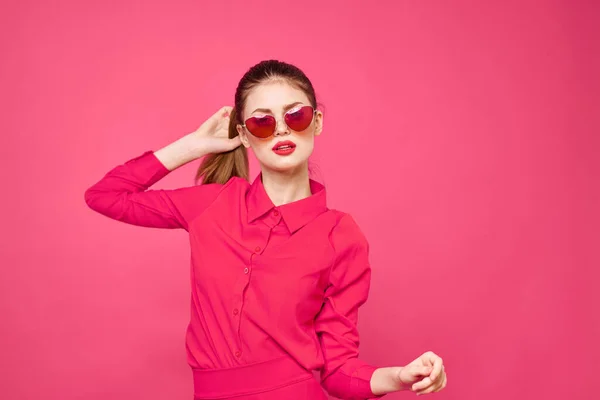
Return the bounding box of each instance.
[192,356,328,400]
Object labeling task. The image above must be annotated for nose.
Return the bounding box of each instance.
[273,117,290,136]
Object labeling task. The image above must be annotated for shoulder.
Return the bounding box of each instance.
[184,176,249,198]
[169,175,229,194]
[327,210,372,285]
[168,176,250,220]
[329,209,366,237]
[220,176,250,193]
[328,209,369,252]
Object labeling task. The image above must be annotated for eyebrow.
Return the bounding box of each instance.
[251,102,304,115]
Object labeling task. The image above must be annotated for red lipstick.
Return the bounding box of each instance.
[272,140,296,156]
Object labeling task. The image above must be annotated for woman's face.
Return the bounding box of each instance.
[236,81,323,175]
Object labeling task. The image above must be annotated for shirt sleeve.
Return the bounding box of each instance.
[84,151,227,231]
[316,214,385,400]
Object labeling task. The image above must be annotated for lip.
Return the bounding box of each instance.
[272,140,297,156]
[272,140,296,150]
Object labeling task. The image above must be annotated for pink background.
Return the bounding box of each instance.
[1,1,598,399]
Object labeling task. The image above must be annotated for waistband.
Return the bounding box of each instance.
[192,356,314,399]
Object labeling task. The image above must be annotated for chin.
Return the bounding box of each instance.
[263,154,309,173]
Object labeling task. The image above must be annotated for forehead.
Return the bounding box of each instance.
[243,81,311,116]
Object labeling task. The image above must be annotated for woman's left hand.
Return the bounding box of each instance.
[371,351,447,396]
[398,351,447,395]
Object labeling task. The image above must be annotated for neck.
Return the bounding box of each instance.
[260,164,312,206]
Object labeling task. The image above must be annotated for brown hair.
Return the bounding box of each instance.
[195,60,318,185]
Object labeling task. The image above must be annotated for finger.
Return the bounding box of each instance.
[416,381,439,395]
[417,377,443,396]
[211,106,233,122]
[218,116,231,132]
[226,135,242,149]
[219,105,233,116]
[402,365,431,381]
[214,115,234,137]
[418,371,446,396]
[418,353,433,367]
[433,373,447,393]
[429,356,443,382]
[412,377,432,392]
[425,351,440,363]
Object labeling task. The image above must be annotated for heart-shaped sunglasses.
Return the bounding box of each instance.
[240,105,317,138]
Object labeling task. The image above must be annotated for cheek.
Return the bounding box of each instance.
[296,135,316,153]
[248,138,273,161]
[248,136,270,152]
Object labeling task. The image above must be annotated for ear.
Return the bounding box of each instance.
[314,110,324,136]
[236,124,251,148]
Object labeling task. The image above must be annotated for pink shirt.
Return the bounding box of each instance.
[85,151,380,400]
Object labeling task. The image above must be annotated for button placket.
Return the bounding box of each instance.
[233,251,257,360]
[233,232,269,362]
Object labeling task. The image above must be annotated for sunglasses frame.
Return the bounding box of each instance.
[240,105,318,139]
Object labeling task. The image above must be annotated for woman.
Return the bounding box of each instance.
[85,60,447,399]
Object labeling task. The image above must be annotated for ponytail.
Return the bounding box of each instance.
[195,107,249,185]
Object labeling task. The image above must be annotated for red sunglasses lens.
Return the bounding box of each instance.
[245,115,276,138]
[285,106,314,132]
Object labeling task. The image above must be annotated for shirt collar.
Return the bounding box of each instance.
[246,173,328,233]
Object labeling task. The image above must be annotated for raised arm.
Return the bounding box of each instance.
[84,106,241,230]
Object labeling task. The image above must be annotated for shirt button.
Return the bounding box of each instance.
[244,267,249,274]
[235,351,241,358]
[273,210,279,217]
[254,246,261,253]
[233,308,239,316]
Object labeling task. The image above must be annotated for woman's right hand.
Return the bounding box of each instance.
[190,106,242,156]
[154,106,242,171]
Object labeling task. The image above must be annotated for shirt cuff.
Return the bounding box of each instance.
[352,365,386,399]
[124,150,171,186]
[323,361,386,400]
